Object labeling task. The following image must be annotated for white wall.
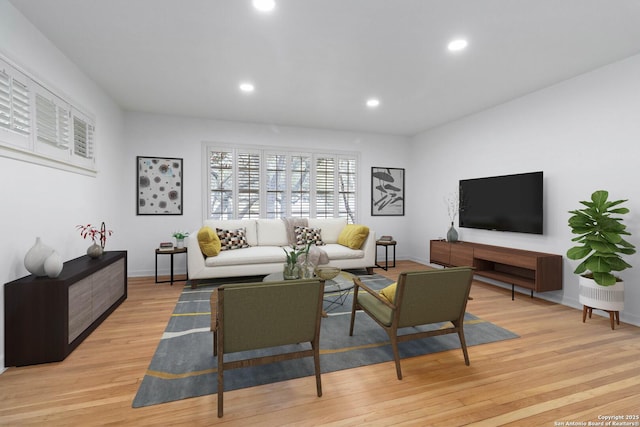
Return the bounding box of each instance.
[123,113,411,277]
[0,2,126,370]
[408,54,640,326]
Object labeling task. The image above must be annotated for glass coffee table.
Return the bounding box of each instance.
[263,270,356,312]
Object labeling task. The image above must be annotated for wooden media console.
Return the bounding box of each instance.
[430,240,562,299]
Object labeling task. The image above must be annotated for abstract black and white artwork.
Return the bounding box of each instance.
[371,167,404,216]
[137,156,183,215]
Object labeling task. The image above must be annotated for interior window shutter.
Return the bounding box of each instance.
[315,156,335,218]
[0,59,32,150]
[0,69,11,131]
[73,113,94,159]
[36,90,70,149]
[10,78,31,136]
[236,151,261,219]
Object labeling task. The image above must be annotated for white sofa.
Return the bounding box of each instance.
[187,218,375,283]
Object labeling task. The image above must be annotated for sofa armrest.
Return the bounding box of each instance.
[361,229,376,267]
[187,231,206,279]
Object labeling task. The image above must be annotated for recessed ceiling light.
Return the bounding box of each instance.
[447,39,468,52]
[239,82,255,93]
[366,98,380,108]
[252,0,276,12]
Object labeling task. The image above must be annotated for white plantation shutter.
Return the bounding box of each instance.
[338,158,357,223]
[10,78,31,136]
[290,154,311,217]
[72,112,95,160]
[265,153,287,218]
[35,87,71,154]
[0,60,32,150]
[209,150,234,219]
[315,156,335,218]
[236,151,261,218]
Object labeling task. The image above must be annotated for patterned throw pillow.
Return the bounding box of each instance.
[216,227,250,251]
[294,226,325,246]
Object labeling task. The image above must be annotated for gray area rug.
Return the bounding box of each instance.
[132,272,518,408]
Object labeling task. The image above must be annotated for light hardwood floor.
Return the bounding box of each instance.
[1,261,639,426]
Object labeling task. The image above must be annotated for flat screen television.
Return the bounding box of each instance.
[458,171,543,234]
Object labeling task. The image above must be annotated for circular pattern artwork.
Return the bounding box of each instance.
[137,157,183,215]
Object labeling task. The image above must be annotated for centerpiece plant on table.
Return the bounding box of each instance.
[283,242,312,279]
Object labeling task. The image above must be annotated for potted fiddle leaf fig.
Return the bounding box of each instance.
[567,190,635,313]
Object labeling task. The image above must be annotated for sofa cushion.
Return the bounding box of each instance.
[203,219,258,246]
[282,217,309,245]
[204,246,286,267]
[379,282,397,304]
[294,226,325,246]
[217,228,250,251]
[337,224,370,249]
[308,218,347,244]
[257,219,289,246]
[321,243,364,260]
[197,226,221,257]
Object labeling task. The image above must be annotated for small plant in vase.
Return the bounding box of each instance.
[77,222,113,258]
[172,231,189,248]
[444,191,459,242]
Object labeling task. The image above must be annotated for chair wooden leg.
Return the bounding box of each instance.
[457,327,470,366]
[388,332,403,380]
[217,342,224,417]
[312,341,322,397]
[349,290,359,336]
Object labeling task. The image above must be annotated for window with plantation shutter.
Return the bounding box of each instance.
[205,144,358,222]
[1,55,97,175]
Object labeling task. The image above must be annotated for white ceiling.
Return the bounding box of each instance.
[10,0,640,136]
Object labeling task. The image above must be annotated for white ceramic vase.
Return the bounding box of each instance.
[24,237,54,277]
[578,276,624,312]
[44,251,64,278]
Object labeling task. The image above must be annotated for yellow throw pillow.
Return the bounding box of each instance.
[197,226,221,257]
[337,224,370,249]
[379,282,397,304]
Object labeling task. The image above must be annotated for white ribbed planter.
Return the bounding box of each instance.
[578,276,624,312]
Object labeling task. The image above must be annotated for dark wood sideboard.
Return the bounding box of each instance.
[4,251,127,366]
[430,240,562,299]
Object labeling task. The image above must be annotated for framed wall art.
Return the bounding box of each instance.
[371,167,404,216]
[137,156,183,215]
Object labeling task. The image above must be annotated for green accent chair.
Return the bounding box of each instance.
[213,278,325,417]
[349,267,474,380]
